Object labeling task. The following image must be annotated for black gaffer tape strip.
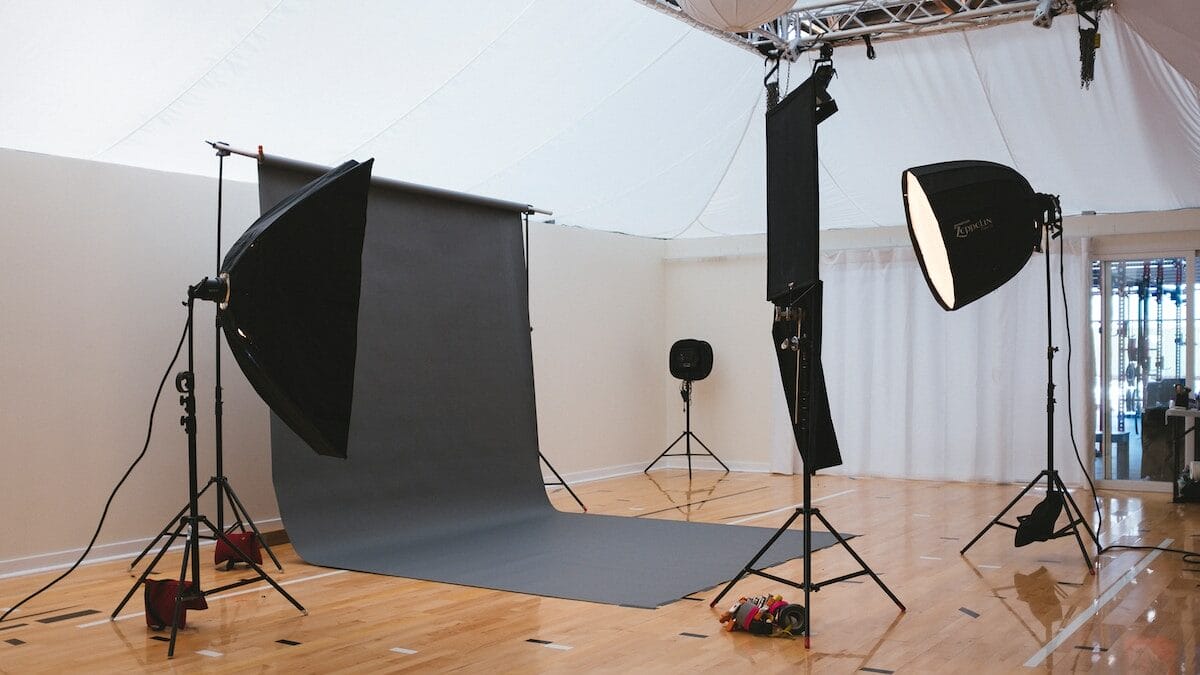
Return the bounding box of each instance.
[860,668,894,674]
[36,609,100,624]
[6,638,26,646]
[679,632,707,639]
[150,636,170,642]
[277,639,302,646]
[525,639,552,645]
[958,607,980,618]
[0,623,28,633]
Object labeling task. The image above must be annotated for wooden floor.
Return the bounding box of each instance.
[1,471,1197,673]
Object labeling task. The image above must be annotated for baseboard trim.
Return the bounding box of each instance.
[0,517,283,580]
[543,459,771,486]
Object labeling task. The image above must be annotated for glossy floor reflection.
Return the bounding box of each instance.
[1,471,1197,673]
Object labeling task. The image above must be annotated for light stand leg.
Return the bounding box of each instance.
[960,217,1097,573]
[812,509,904,611]
[540,453,586,512]
[127,479,216,571]
[1056,473,1099,545]
[115,291,304,661]
[218,477,284,570]
[645,383,729,475]
[113,518,188,617]
[709,508,804,608]
[687,433,730,472]
[644,432,687,473]
[711,283,902,647]
[202,516,305,613]
[960,471,1047,556]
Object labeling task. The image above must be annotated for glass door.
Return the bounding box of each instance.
[1093,256,1192,485]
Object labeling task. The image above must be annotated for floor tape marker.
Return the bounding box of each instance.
[726,490,856,525]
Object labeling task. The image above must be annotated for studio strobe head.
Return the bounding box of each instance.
[669,339,713,382]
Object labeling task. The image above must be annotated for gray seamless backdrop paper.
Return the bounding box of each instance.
[261,161,838,608]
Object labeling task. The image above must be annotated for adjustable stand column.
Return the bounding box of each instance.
[710,282,903,647]
[113,287,305,659]
[129,145,284,574]
[644,381,729,479]
[959,215,1099,572]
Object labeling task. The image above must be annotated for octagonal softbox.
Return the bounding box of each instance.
[220,159,374,458]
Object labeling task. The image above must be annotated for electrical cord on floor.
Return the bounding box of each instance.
[1059,239,1200,565]
[1099,544,1200,566]
[0,312,190,623]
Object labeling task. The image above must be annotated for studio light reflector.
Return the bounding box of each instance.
[901,160,1042,311]
[220,159,374,458]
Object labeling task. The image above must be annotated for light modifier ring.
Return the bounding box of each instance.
[217,271,231,310]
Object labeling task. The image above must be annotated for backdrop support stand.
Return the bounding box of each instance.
[522,212,586,512]
[644,380,730,479]
[541,454,586,511]
[959,215,1099,571]
[709,282,903,647]
[112,288,305,658]
[128,144,284,574]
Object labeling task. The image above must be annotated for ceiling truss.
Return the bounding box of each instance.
[636,0,1110,61]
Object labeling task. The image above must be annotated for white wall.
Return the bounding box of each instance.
[662,254,775,472]
[0,150,668,574]
[5,145,1194,573]
[529,224,666,480]
[0,148,268,575]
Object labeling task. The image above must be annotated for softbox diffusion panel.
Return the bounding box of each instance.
[221,159,373,459]
[260,158,842,608]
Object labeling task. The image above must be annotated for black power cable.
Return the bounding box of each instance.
[1059,228,1103,536]
[0,312,190,623]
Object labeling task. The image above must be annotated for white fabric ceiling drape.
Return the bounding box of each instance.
[0,4,1196,237]
[771,240,1089,486]
[1117,0,1200,90]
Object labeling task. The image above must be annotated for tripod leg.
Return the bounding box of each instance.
[644,432,687,473]
[219,480,284,570]
[129,480,216,570]
[1052,475,1097,573]
[166,528,194,659]
[204,518,306,614]
[686,430,692,480]
[688,433,731,473]
[961,472,1047,556]
[113,519,187,618]
[1054,474,1100,546]
[709,508,804,608]
[540,453,586,512]
[813,510,905,611]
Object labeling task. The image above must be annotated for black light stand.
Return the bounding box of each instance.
[521,213,586,512]
[112,282,305,658]
[959,205,1099,571]
[128,144,284,573]
[709,282,903,648]
[644,380,730,479]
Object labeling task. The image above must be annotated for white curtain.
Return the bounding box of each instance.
[771,240,1089,485]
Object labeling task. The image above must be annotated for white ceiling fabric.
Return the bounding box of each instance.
[1117,0,1200,90]
[1,2,1196,237]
